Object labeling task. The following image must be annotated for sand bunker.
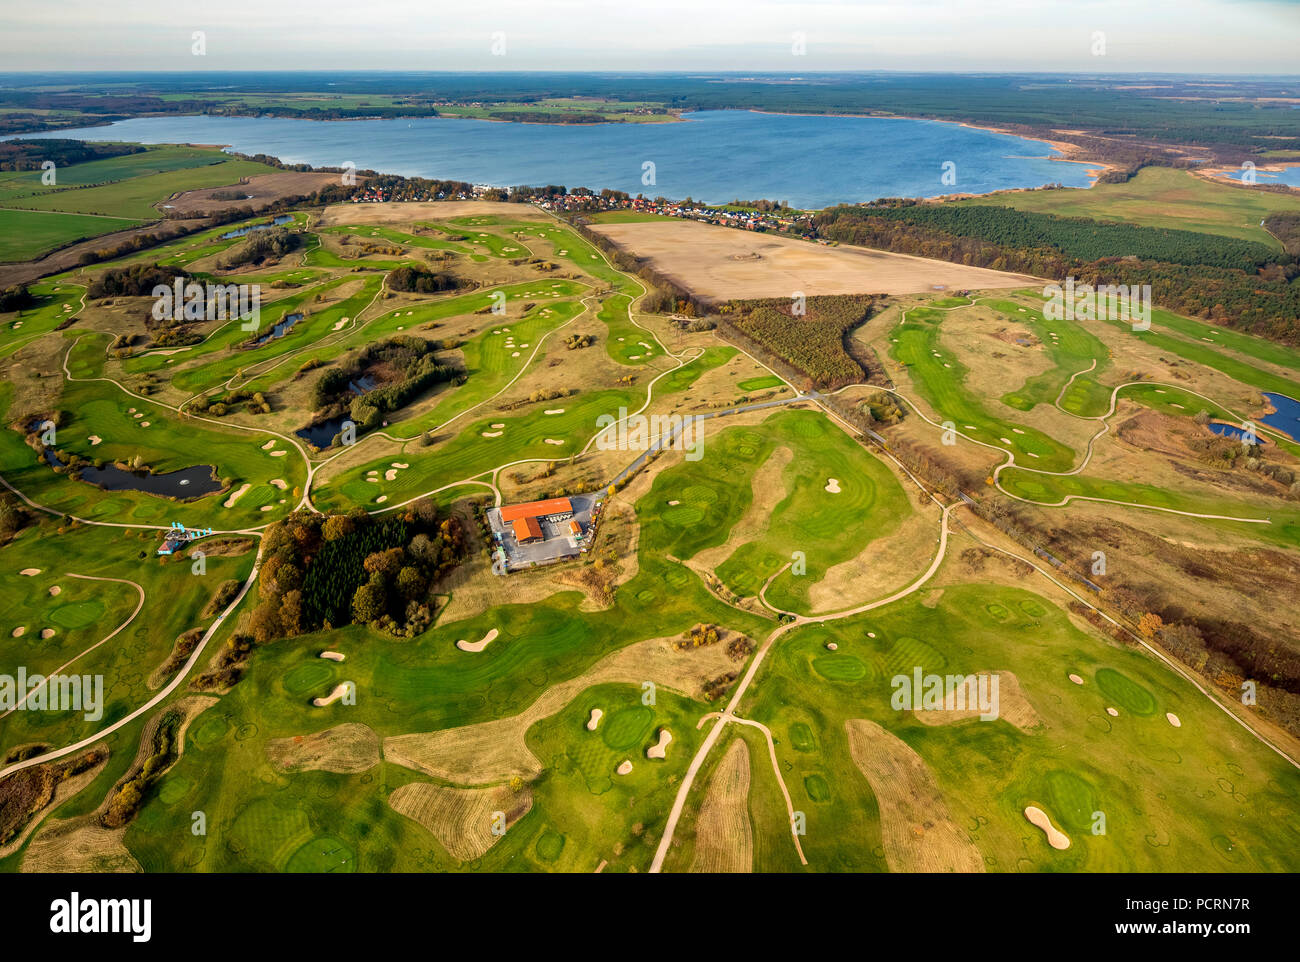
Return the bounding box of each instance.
[40,629,55,639]
[482,431,503,438]
[1068,673,1084,685]
[261,440,276,450]
[312,683,351,707]
[544,408,565,415]
[491,423,505,429]
[270,478,288,490]
[18,568,39,576]
[259,505,273,512]
[227,483,254,506]
[48,586,61,596]
[1024,805,1071,850]
[1106,707,1119,717]
[87,435,102,446]
[332,319,347,331]
[616,760,633,775]
[384,469,397,481]
[456,628,500,653]
[375,495,387,504]
[392,462,409,468]
[139,422,150,428]
[320,651,345,662]
[11,627,24,637]
[544,438,564,445]
[270,450,286,457]
[646,728,673,759]
[1166,712,1182,728]
[586,708,603,731]
[826,642,838,651]
[825,478,841,493]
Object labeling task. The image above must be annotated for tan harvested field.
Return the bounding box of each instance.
[388,782,532,861]
[911,671,1042,732]
[162,171,340,215]
[21,817,140,873]
[844,718,985,873]
[689,737,753,873]
[589,219,1040,301]
[383,633,738,784]
[317,200,549,228]
[265,723,381,774]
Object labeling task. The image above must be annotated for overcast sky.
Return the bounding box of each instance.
[2,0,1298,73]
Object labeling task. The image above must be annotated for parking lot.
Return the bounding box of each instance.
[486,494,599,571]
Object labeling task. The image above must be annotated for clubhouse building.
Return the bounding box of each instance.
[487,495,597,570]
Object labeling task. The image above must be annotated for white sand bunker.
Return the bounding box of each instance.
[270,450,287,457]
[270,478,287,490]
[586,708,603,731]
[375,495,388,504]
[616,760,633,776]
[259,505,274,512]
[544,408,565,415]
[320,651,346,662]
[88,435,102,446]
[1106,707,1119,717]
[223,483,251,508]
[456,628,499,653]
[12,627,25,637]
[19,568,40,576]
[384,469,397,481]
[1068,673,1084,685]
[646,728,673,759]
[1024,806,1070,850]
[1166,712,1182,728]
[312,683,351,707]
[511,352,520,357]
[491,423,505,429]
[332,319,347,331]
[544,438,564,445]
[481,431,503,438]
[48,585,61,596]
[40,628,55,639]
[261,440,276,450]
[140,422,150,428]
[668,500,680,506]
[826,642,839,651]
[825,478,841,493]
[391,462,409,469]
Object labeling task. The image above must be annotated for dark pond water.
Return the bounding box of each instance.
[1209,422,1267,445]
[1260,392,1300,440]
[253,312,303,346]
[296,416,349,448]
[74,463,223,498]
[220,214,293,239]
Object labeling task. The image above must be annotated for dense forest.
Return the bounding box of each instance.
[814,205,1300,344]
[216,226,302,269]
[251,500,466,643]
[309,335,462,435]
[0,138,144,170]
[387,264,464,294]
[717,294,876,389]
[86,263,186,298]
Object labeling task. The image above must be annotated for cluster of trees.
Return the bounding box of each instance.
[718,294,875,389]
[216,226,302,269]
[673,623,722,651]
[249,500,465,644]
[87,262,186,298]
[0,138,143,170]
[564,333,596,349]
[309,335,461,436]
[190,387,271,417]
[0,746,107,846]
[0,284,34,312]
[387,264,463,294]
[101,709,182,828]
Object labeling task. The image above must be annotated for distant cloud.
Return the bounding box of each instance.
[0,0,1296,72]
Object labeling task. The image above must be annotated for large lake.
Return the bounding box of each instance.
[39,110,1097,208]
